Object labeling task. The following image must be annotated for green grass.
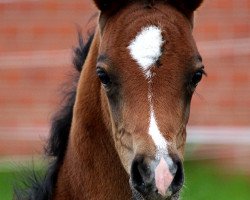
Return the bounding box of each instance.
[182,161,250,200]
[0,159,45,200]
[0,171,16,200]
[0,160,249,200]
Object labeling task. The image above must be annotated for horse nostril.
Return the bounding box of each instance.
[131,156,153,192]
[171,160,184,194]
[131,158,143,189]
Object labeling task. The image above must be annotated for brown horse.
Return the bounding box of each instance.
[16,0,205,199]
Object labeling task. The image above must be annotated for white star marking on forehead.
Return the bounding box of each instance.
[128,25,164,78]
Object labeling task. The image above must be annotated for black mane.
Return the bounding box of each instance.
[14,33,94,200]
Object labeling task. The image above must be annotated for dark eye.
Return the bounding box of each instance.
[96,67,111,85]
[191,70,204,87]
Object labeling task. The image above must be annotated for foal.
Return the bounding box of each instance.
[17,0,205,200]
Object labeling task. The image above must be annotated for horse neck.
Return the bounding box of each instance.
[54,30,131,200]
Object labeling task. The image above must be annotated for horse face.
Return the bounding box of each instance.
[95,1,204,199]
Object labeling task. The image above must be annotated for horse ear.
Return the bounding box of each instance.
[92,0,127,32]
[92,0,108,11]
[92,0,126,12]
[168,0,203,19]
[178,0,203,12]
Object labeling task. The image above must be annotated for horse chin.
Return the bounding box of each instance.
[129,179,180,200]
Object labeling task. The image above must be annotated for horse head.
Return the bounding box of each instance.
[92,0,205,199]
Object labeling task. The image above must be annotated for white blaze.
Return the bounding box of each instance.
[128,26,164,78]
[149,108,167,150]
[128,25,168,153]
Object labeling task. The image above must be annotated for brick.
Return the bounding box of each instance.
[194,22,220,40]
[44,2,60,12]
[215,0,234,11]
[231,71,250,85]
[0,140,43,156]
[31,26,48,38]
[233,23,250,37]
[0,3,5,11]
[1,26,18,37]
[217,98,237,108]
[0,70,22,86]
[0,0,250,155]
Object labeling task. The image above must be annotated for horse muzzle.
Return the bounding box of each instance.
[130,154,184,200]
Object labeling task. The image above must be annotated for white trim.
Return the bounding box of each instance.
[1,126,250,145]
[0,0,39,3]
[0,127,49,140]
[197,37,250,58]
[0,49,72,69]
[187,126,250,145]
[0,126,250,162]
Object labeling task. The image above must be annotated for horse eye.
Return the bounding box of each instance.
[191,70,203,87]
[96,68,111,85]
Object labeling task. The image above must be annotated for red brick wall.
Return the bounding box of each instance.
[0,0,249,155]
[0,0,95,52]
[0,0,95,130]
[191,0,250,126]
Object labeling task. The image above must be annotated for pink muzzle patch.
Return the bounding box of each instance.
[155,157,174,196]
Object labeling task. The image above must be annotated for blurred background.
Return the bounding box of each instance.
[0,0,249,199]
